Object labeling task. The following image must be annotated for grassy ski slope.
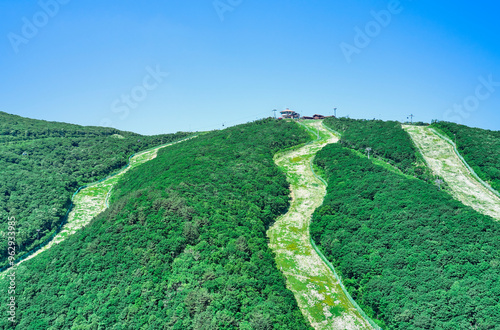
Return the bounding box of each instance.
[404,125,500,220]
[268,120,375,330]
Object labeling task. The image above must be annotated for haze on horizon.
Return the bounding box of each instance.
[1,0,500,135]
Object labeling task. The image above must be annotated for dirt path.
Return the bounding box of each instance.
[267,120,375,330]
[404,125,500,220]
[2,137,195,273]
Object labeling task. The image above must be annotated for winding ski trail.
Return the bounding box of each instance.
[1,137,195,274]
[404,125,500,220]
[267,120,375,330]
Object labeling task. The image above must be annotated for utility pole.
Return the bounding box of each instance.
[366,147,372,159]
[334,108,337,117]
[273,109,277,119]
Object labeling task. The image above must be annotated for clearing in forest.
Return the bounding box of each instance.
[4,137,195,271]
[267,120,374,330]
[404,125,500,220]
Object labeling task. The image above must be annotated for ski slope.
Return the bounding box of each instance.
[404,125,500,220]
[268,120,376,330]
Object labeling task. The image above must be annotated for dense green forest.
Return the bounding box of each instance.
[323,117,431,180]
[0,111,190,267]
[311,143,500,329]
[0,118,313,329]
[432,121,500,192]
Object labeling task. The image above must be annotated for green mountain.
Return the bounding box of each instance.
[312,121,500,329]
[2,112,500,329]
[0,111,190,267]
[0,117,312,329]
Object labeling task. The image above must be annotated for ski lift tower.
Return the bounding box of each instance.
[408,114,414,124]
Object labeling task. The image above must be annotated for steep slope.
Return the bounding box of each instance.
[323,117,430,180]
[432,121,500,192]
[404,125,500,220]
[268,120,376,329]
[0,111,189,266]
[2,136,194,272]
[0,119,313,329]
[311,143,500,329]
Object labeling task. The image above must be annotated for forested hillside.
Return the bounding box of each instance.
[0,118,313,329]
[0,111,190,267]
[432,121,500,192]
[311,143,500,329]
[323,117,430,180]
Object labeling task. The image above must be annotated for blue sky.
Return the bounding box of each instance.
[1,0,499,134]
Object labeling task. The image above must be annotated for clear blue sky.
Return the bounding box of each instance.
[1,0,500,134]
